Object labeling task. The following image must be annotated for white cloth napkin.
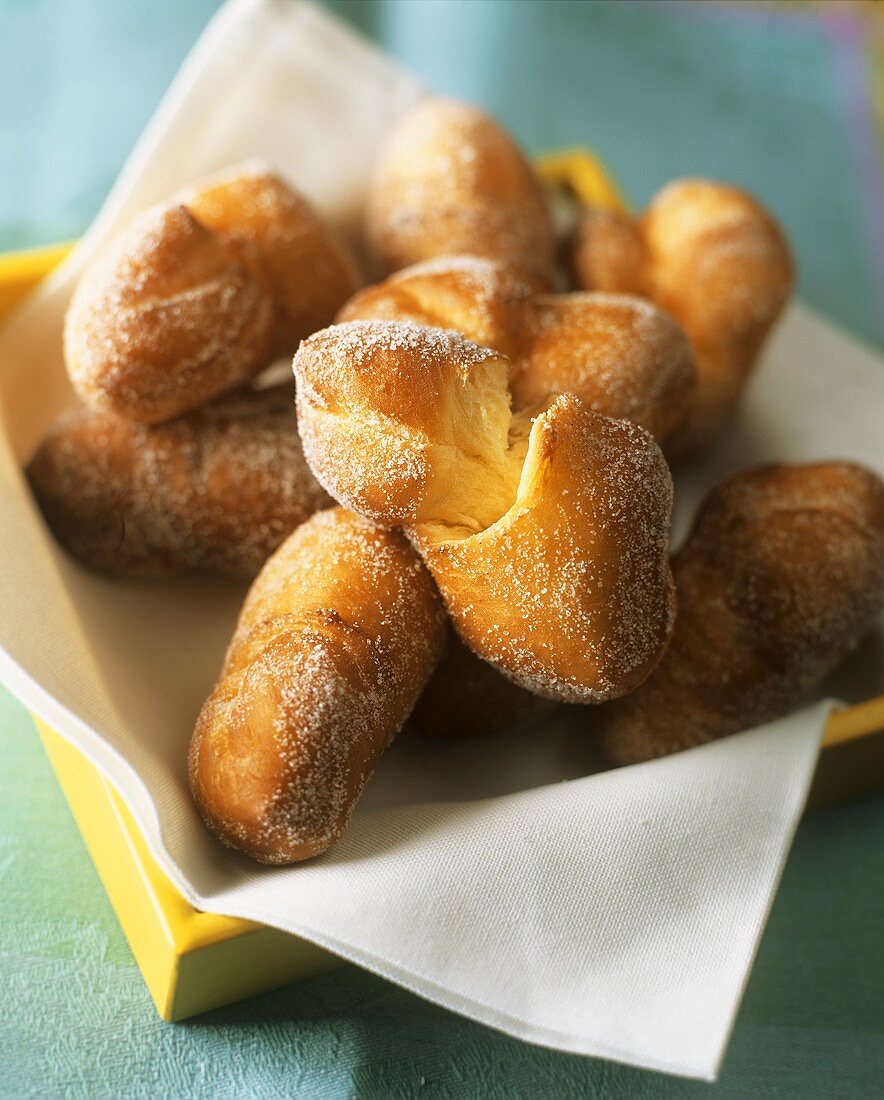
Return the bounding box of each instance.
[1,0,882,1080]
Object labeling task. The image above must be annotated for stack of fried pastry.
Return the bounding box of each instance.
[30,164,359,576]
[28,98,884,866]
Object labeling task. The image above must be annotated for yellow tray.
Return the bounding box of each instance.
[5,150,884,1022]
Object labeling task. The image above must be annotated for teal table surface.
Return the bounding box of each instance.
[1,2,883,1097]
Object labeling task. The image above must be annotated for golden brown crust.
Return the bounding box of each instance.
[365,98,557,283]
[337,255,542,362]
[411,630,556,739]
[65,165,360,423]
[294,320,676,703]
[182,164,361,358]
[412,395,676,702]
[27,384,330,579]
[595,462,884,765]
[65,204,276,423]
[569,179,795,456]
[188,507,446,863]
[514,294,695,444]
[337,256,696,446]
[569,208,648,297]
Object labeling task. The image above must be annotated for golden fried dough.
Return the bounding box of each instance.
[339,256,696,447]
[189,507,446,863]
[596,462,884,764]
[65,165,359,423]
[294,320,675,702]
[28,384,329,578]
[570,180,794,456]
[366,98,557,282]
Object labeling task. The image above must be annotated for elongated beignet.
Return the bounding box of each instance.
[570,180,794,457]
[366,98,557,282]
[596,462,884,764]
[294,320,675,703]
[65,165,359,423]
[338,255,696,447]
[28,385,329,578]
[189,507,446,863]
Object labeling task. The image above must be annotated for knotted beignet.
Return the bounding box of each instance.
[294,320,676,702]
[365,98,557,283]
[338,255,696,447]
[570,179,794,456]
[65,165,359,423]
[28,385,329,578]
[189,507,446,863]
[596,462,884,765]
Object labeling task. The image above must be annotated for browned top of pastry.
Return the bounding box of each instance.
[570,179,795,455]
[182,163,360,357]
[365,97,557,283]
[65,165,360,423]
[337,255,696,446]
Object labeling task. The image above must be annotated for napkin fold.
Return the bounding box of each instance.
[1,0,880,1080]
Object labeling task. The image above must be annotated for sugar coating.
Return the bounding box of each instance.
[295,319,506,523]
[337,256,695,445]
[65,165,360,423]
[189,508,446,863]
[418,400,675,703]
[516,291,695,438]
[180,164,361,355]
[295,320,676,704]
[570,179,795,455]
[64,204,275,421]
[365,97,556,280]
[596,462,884,764]
[28,385,329,578]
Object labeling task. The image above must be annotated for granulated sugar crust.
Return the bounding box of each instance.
[189,508,445,863]
[596,461,884,764]
[28,385,329,578]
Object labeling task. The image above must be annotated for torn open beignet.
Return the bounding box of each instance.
[294,320,675,703]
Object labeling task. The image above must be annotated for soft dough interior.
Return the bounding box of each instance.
[413,358,548,545]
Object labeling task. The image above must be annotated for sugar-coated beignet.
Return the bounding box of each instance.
[338,256,696,446]
[181,164,360,358]
[65,165,359,423]
[514,294,693,444]
[366,98,557,282]
[294,320,676,702]
[188,507,446,863]
[28,385,329,579]
[412,395,676,701]
[570,180,794,456]
[338,255,543,362]
[596,462,884,765]
[412,631,555,739]
[65,204,275,423]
